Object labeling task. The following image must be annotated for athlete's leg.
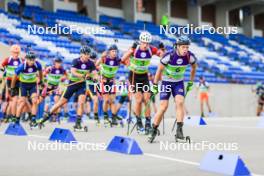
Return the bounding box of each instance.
[175,95,185,122]
[257,104,263,116]
[205,97,212,113]
[54,95,61,114]
[15,96,26,123]
[143,92,151,117]
[134,92,143,117]
[103,93,109,113]
[153,100,169,126]
[50,97,68,114]
[110,94,116,115]
[200,99,204,117]
[30,93,38,115]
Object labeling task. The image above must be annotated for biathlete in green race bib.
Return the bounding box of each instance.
[121,31,164,134]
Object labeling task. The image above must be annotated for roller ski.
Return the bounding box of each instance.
[175,122,190,143]
[94,118,101,126]
[117,116,124,128]
[29,118,38,129]
[148,125,160,143]
[130,117,144,134]
[64,112,69,120]
[103,117,112,128]
[93,113,101,126]
[73,118,88,132]
[111,115,124,127]
[38,113,51,130]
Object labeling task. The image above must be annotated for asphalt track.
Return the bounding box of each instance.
[0,117,263,176]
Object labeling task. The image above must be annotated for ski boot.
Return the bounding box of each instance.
[136,117,144,134]
[117,115,124,128]
[73,118,88,132]
[175,122,190,143]
[38,113,51,129]
[103,113,112,128]
[94,113,100,126]
[145,118,151,135]
[148,125,160,143]
[12,117,20,127]
[111,115,119,126]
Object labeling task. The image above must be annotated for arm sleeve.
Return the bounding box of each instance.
[36,61,42,71]
[189,52,197,65]
[71,59,78,68]
[15,64,23,75]
[1,58,9,67]
[90,62,96,72]
[160,52,171,65]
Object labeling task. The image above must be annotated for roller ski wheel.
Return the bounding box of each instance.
[57,117,61,125]
[73,125,88,132]
[116,116,124,128]
[38,122,45,130]
[95,120,101,127]
[145,123,151,135]
[148,128,160,143]
[111,118,118,127]
[145,127,151,135]
[73,124,82,131]
[103,119,112,128]
[29,120,38,130]
[136,126,145,134]
[119,120,124,128]
[175,135,191,143]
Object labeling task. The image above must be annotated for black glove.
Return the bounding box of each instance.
[159,42,165,49]
[132,42,139,49]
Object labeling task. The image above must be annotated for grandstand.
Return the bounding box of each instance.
[0,0,263,84]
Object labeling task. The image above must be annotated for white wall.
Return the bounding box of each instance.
[161,83,258,118]
[170,17,189,26]
[26,0,42,7]
[98,6,124,18]
[136,12,152,22]
[98,6,153,22]
[253,29,263,37]
[54,0,77,12]
[0,42,10,61]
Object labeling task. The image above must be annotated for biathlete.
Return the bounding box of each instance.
[42,57,67,122]
[149,35,197,143]
[10,51,43,126]
[96,44,122,126]
[0,44,23,122]
[121,31,164,134]
[196,76,212,117]
[253,81,264,116]
[39,46,97,131]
